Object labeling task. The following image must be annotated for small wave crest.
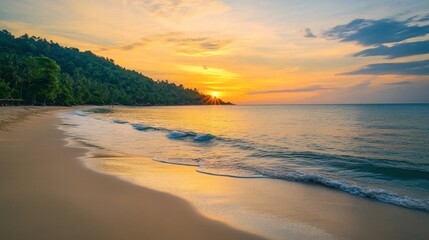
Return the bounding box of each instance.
[113,119,129,124]
[105,118,214,141]
[132,124,152,131]
[167,131,194,139]
[197,168,266,178]
[261,169,429,211]
[73,110,87,117]
[193,134,215,142]
[166,131,215,142]
[153,157,201,167]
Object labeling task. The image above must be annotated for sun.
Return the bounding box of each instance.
[205,92,222,104]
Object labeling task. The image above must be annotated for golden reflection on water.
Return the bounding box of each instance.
[99,155,233,198]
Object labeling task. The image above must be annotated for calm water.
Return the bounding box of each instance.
[62,104,429,211]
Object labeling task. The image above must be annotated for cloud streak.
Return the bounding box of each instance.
[385,81,415,86]
[324,17,429,46]
[248,85,332,95]
[342,59,429,76]
[176,64,240,80]
[124,0,228,20]
[353,40,429,59]
[165,35,232,56]
[107,32,232,56]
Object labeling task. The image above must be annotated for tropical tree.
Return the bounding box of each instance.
[28,56,60,105]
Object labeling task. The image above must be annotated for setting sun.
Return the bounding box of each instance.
[212,92,219,98]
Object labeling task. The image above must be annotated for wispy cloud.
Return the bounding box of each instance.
[406,13,429,22]
[324,17,429,46]
[119,42,146,51]
[248,85,333,95]
[353,40,429,59]
[106,32,232,56]
[342,59,429,75]
[124,0,229,20]
[303,27,316,38]
[327,14,429,76]
[176,64,240,79]
[385,81,415,85]
[166,36,232,56]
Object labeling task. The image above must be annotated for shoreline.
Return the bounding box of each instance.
[0,106,64,129]
[0,107,265,240]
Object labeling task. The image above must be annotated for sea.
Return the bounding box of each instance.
[59,104,429,212]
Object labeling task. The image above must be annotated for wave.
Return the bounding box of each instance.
[168,131,195,139]
[74,110,87,117]
[197,169,267,178]
[113,119,129,124]
[193,134,215,142]
[250,150,429,180]
[132,124,152,131]
[152,155,429,212]
[167,131,215,142]
[153,157,201,167]
[263,169,429,211]
[76,111,218,143]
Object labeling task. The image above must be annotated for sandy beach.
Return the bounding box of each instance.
[0,107,264,240]
[1,107,429,240]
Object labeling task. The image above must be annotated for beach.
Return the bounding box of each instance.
[1,107,429,240]
[0,107,264,240]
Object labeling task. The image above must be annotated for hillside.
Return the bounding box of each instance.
[0,30,231,106]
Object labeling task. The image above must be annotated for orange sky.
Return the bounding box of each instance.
[1,0,428,103]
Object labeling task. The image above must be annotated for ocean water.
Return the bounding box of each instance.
[61,104,429,211]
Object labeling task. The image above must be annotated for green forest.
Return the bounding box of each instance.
[0,30,231,106]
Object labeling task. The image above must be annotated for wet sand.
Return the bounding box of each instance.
[0,108,264,240]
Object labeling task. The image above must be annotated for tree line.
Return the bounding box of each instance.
[0,30,231,106]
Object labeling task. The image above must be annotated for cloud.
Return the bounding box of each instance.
[165,35,232,56]
[342,59,429,75]
[106,32,232,56]
[114,32,179,51]
[176,65,239,79]
[385,81,415,86]
[124,0,228,20]
[120,42,146,51]
[353,40,429,59]
[306,79,429,104]
[303,27,316,38]
[327,15,429,76]
[406,13,429,23]
[324,17,429,46]
[248,85,332,95]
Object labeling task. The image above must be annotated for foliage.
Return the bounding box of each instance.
[0,30,231,105]
[27,56,61,104]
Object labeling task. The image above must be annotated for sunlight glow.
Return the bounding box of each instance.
[2,0,427,104]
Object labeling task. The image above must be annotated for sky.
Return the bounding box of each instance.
[1,0,429,104]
